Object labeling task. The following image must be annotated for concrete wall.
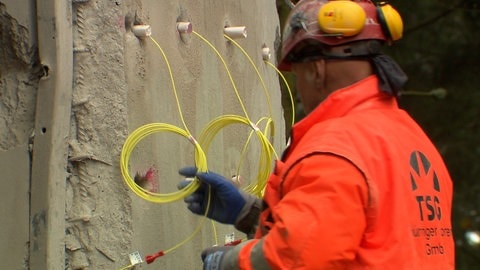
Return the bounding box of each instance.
[0,0,38,269]
[0,0,285,269]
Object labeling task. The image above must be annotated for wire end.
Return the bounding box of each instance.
[145,250,165,264]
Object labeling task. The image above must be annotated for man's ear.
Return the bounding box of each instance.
[313,60,326,84]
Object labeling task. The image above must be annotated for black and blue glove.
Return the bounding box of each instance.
[201,246,232,270]
[178,166,246,225]
[200,241,255,269]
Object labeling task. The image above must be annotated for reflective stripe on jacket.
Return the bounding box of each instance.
[240,75,454,269]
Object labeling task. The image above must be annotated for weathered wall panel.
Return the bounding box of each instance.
[0,0,38,269]
[0,0,284,269]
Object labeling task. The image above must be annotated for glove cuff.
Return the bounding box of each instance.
[218,240,254,269]
[234,191,262,237]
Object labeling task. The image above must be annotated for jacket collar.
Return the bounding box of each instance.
[289,75,397,148]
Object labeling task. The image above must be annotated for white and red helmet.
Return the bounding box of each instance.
[278,0,403,71]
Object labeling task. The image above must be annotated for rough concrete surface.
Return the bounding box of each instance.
[1,0,284,269]
[0,2,38,267]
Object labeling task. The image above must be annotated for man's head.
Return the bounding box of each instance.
[278,0,403,71]
[278,0,406,114]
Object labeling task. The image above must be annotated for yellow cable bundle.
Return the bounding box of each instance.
[197,115,276,197]
[192,31,282,197]
[121,33,288,200]
[118,33,287,265]
[120,123,208,203]
[119,36,210,203]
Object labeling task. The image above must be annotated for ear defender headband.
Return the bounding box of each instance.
[317,0,403,41]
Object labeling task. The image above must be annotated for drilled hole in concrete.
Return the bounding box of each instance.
[41,127,47,134]
[124,12,135,31]
[42,65,50,78]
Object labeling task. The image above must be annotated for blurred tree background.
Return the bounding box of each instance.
[276,1,480,269]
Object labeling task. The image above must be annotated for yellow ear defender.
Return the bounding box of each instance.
[318,1,367,37]
[376,2,403,41]
[317,1,403,41]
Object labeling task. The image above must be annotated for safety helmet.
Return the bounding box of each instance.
[278,0,403,71]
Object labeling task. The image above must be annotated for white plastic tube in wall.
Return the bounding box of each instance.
[224,26,247,39]
[177,22,193,34]
[132,25,152,38]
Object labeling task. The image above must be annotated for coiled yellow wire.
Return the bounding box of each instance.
[119,33,257,259]
[193,31,282,197]
[120,35,209,203]
[120,123,207,203]
[120,32,295,201]
[119,31,293,263]
[197,115,277,197]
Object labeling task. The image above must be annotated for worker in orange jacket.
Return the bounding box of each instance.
[179,0,455,269]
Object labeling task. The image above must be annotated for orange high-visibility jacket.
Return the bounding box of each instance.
[237,76,454,269]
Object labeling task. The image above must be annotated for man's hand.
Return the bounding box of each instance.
[201,246,232,270]
[178,167,246,224]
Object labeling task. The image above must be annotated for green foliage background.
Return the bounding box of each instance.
[277,1,480,268]
[395,1,480,268]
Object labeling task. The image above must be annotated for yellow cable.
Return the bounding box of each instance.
[120,36,215,257]
[223,34,274,118]
[192,31,280,196]
[149,36,191,134]
[163,195,211,254]
[211,219,219,246]
[120,123,207,203]
[265,60,296,127]
[222,37,280,193]
[120,32,284,257]
[192,31,251,120]
[197,115,276,197]
[120,36,208,204]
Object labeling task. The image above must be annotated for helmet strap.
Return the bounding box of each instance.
[321,40,383,58]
